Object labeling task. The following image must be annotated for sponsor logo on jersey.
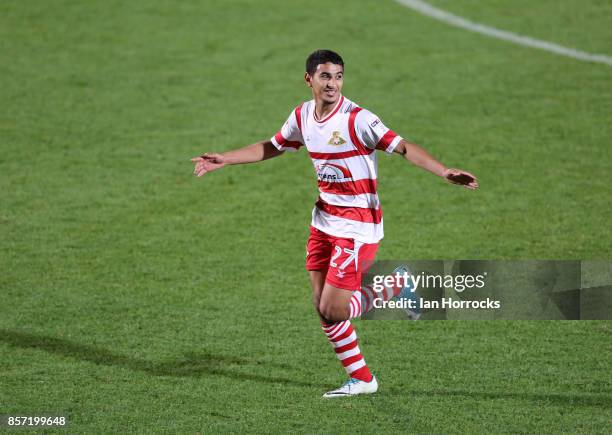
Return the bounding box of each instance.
[327,131,347,146]
[316,163,352,182]
[370,119,381,128]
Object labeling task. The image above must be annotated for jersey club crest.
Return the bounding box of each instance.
[328,131,347,146]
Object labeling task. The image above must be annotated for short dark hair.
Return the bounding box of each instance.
[306,49,344,76]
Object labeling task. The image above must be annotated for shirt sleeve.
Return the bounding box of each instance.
[354,109,402,153]
[270,107,304,152]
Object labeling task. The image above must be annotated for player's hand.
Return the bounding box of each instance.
[443,168,479,190]
[191,153,226,177]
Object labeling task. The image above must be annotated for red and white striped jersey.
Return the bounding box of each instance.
[271,95,402,243]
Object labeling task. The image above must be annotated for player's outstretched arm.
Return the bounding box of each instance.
[191,140,283,177]
[393,139,479,190]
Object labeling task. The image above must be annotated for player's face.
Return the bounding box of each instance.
[305,62,344,105]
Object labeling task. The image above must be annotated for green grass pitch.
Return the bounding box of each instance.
[1,0,611,432]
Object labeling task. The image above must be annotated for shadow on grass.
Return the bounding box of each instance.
[0,329,323,388]
[395,388,611,409]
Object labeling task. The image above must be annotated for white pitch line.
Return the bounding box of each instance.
[395,0,612,67]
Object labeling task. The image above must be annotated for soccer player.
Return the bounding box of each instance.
[191,50,478,397]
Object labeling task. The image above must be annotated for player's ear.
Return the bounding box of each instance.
[304,72,312,88]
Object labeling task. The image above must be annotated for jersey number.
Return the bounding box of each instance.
[330,246,358,271]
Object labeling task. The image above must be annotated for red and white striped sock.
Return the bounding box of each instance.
[349,282,403,318]
[321,320,372,382]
